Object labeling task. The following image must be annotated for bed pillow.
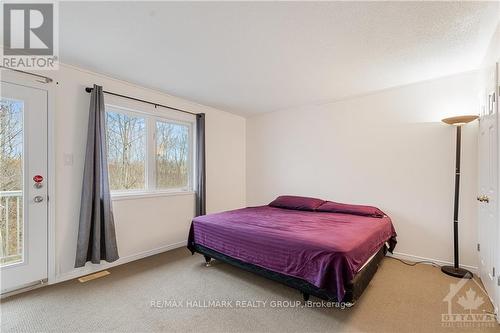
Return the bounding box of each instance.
[316,201,385,218]
[269,195,326,211]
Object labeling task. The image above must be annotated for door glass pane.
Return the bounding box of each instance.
[0,98,24,266]
[106,110,146,191]
[156,121,190,189]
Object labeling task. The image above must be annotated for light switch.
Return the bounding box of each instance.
[63,153,74,166]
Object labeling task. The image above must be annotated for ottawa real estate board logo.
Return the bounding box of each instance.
[2,1,58,70]
[441,275,496,328]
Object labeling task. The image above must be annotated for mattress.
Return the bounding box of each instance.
[188,205,397,301]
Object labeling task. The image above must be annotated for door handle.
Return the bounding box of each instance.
[33,196,44,203]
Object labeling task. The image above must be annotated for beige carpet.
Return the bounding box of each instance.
[1,248,498,333]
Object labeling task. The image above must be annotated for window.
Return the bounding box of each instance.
[105,105,194,195]
[156,121,190,189]
[106,111,146,191]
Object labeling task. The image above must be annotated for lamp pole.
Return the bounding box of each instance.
[453,125,460,269]
[440,115,478,279]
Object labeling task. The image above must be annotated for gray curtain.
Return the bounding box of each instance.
[195,113,206,216]
[75,84,119,267]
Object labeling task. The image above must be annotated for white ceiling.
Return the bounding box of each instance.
[59,2,500,116]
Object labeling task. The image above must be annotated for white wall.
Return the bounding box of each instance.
[246,71,480,269]
[49,64,245,281]
[482,16,500,67]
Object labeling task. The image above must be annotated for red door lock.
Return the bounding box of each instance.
[33,175,44,183]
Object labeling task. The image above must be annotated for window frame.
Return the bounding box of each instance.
[151,116,194,192]
[105,105,148,194]
[104,102,196,199]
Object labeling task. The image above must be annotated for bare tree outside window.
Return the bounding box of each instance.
[106,111,146,191]
[0,99,23,264]
[156,121,189,189]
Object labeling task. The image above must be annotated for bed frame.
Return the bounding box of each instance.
[192,243,387,305]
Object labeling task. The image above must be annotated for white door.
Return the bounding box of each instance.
[478,62,499,315]
[0,81,48,294]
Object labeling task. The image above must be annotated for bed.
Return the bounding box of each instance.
[187,196,397,304]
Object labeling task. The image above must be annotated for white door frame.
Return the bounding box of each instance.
[496,61,500,321]
[1,69,56,288]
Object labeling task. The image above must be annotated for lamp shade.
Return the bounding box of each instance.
[441,115,478,126]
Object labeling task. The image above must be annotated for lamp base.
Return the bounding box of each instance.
[441,266,473,279]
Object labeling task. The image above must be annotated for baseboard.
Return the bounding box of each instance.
[52,241,187,284]
[387,251,479,274]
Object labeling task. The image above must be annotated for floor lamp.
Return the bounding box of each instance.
[440,115,478,279]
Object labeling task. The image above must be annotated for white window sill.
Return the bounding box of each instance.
[111,190,195,201]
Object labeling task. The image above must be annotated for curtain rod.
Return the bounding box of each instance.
[84,87,198,116]
[0,66,53,83]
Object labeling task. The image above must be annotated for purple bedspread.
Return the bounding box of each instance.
[188,205,397,301]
